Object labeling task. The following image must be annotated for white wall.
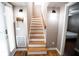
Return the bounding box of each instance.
[14,6,28,47]
[47,7,60,48]
[33,5,41,17]
[27,3,33,33]
[41,3,48,26]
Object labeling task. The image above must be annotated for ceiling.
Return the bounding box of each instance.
[11,2,68,7]
[48,2,68,7]
[11,2,28,7]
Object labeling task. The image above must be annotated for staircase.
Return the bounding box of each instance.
[27,17,47,55]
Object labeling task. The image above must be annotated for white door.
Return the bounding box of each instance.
[5,4,16,52]
[0,3,9,56]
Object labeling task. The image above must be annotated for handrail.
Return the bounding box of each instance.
[41,11,46,29]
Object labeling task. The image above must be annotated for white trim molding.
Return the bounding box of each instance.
[55,48,61,55]
[9,48,16,56]
[48,48,61,55]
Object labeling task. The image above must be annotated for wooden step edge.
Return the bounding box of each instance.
[30,34,45,36]
[27,51,47,55]
[32,21,41,22]
[31,20,41,21]
[27,48,48,52]
[30,25,43,27]
[30,31,44,33]
[30,26,43,27]
[29,41,46,44]
[29,39,45,41]
[30,27,43,28]
[32,18,41,19]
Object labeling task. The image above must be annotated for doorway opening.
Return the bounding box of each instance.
[64,2,79,56]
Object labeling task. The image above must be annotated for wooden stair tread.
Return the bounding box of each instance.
[31,23,42,25]
[30,25,43,27]
[30,27,43,28]
[31,26,43,27]
[31,20,42,22]
[32,18,41,19]
[30,28,43,30]
[32,21,41,22]
[28,54,47,56]
[32,21,42,23]
[30,32,44,34]
[29,41,46,44]
[30,30,44,32]
[30,36,44,39]
[28,47,47,52]
[30,31,44,33]
[31,29,43,30]
[31,23,41,24]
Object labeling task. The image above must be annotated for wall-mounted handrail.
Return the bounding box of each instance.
[40,10,46,29]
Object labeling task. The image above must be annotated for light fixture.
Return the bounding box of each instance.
[19,9,23,12]
[52,10,56,13]
[17,9,23,18]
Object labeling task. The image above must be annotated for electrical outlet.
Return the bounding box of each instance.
[52,42,55,45]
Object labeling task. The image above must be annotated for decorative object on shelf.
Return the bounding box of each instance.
[16,17,23,22]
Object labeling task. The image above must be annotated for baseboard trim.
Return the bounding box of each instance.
[9,48,16,56]
[48,48,57,50]
[48,48,61,55]
[55,48,61,55]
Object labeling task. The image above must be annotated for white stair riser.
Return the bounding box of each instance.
[32,18,42,20]
[30,30,44,32]
[31,20,41,22]
[31,22,42,24]
[30,31,44,33]
[31,21,41,22]
[31,24,43,26]
[30,39,45,41]
[28,45,46,47]
[32,18,41,19]
[28,51,47,55]
[31,24,43,25]
[30,25,43,26]
[30,29,43,30]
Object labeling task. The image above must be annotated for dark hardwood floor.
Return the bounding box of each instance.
[14,50,59,56]
[64,39,77,56]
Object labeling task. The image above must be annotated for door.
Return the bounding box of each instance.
[0,3,9,56]
[5,4,16,52]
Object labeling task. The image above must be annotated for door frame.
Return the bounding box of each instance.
[60,2,77,55]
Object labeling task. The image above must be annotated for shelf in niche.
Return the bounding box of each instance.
[69,10,79,16]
